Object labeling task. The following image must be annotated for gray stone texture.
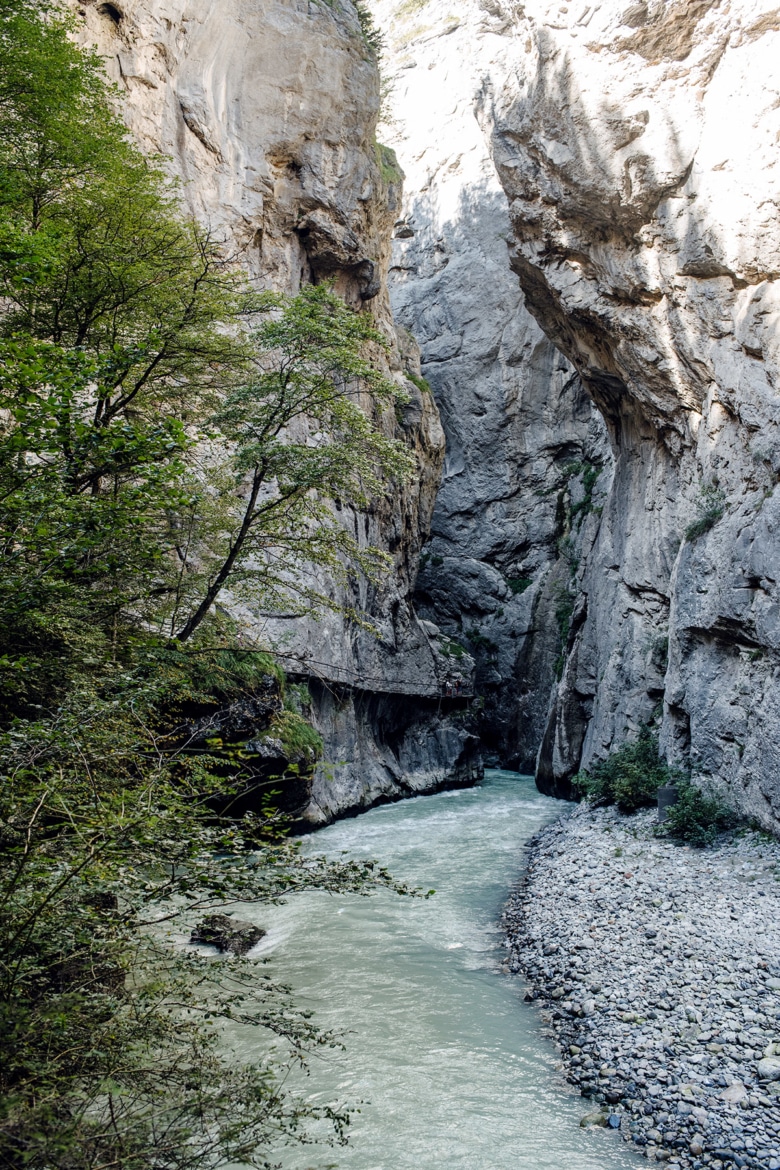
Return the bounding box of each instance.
[75,0,481,820]
[76,0,780,830]
[505,804,780,1166]
[482,0,780,824]
[370,0,780,824]
[370,0,611,774]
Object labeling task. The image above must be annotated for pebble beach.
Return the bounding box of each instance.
[503,805,780,1169]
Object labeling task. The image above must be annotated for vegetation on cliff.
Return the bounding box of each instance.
[0,2,413,1164]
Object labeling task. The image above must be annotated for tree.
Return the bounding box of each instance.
[0,0,251,424]
[172,283,414,642]
[0,5,417,1167]
[0,1,412,690]
[0,0,254,701]
[0,668,415,1169]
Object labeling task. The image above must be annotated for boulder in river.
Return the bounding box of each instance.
[580,1111,608,1128]
[190,914,265,955]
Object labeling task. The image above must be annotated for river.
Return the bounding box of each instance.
[247,770,641,1169]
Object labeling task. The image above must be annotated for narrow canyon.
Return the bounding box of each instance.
[79,0,780,829]
[7,1,780,1167]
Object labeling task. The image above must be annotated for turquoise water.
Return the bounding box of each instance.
[243,771,640,1169]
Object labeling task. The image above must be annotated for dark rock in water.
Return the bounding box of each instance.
[580,1110,609,1128]
[190,914,265,955]
[89,891,119,913]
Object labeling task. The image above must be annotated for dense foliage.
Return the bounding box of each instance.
[573,730,674,814]
[574,732,739,845]
[0,3,414,1165]
[661,779,739,847]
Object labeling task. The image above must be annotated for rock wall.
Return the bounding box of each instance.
[76,0,481,822]
[483,0,780,826]
[369,0,611,773]
[77,0,780,830]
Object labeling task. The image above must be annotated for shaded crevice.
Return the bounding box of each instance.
[301,680,483,827]
[97,3,123,24]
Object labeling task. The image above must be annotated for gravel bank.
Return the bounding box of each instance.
[503,804,780,1169]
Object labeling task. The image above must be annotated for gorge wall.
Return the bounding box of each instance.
[373,0,780,830]
[78,0,780,832]
[485,0,780,828]
[371,0,612,775]
[76,0,481,824]
[374,0,780,833]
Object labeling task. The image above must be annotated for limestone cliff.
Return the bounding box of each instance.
[483,0,780,825]
[77,0,780,831]
[370,0,611,773]
[76,0,481,822]
[371,0,780,830]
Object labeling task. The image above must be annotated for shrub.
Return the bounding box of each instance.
[564,460,603,524]
[555,589,575,640]
[508,576,533,595]
[685,483,725,541]
[573,730,672,813]
[268,708,324,761]
[354,0,384,56]
[440,636,466,659]
[406,371,432,396]
[650,634,669,672]
[162,644,285,703]
[662,780,738,847]
[552,584,575,678]
[465,627,498,654]
[284,681,313,713]
[375,141,403,185]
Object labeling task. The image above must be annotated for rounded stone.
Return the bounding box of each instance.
[757,1057,780,1082]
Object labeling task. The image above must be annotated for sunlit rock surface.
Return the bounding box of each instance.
[76,0,481,821]
[370,0,610,773]
[485,0,780,824]
[76,0,780,829]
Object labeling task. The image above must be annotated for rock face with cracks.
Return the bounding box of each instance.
[370,0,611,773]
[76,0,780,829]
[75,0,482,822]
[482,0,780,824]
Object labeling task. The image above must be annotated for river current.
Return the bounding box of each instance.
[246,770,640,1169]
